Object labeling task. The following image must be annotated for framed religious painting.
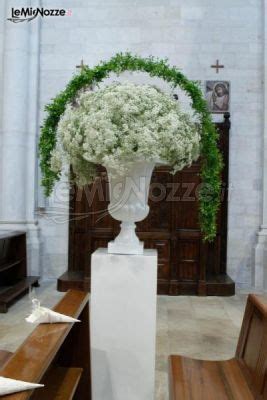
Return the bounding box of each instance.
[205,81,230,113]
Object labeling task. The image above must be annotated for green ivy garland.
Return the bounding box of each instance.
[39,52,222,241]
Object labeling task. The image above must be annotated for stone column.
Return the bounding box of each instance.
[254,0,267,289]
[0,0,30,223]
[0,0,41,276]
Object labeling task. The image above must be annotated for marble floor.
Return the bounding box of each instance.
[0,282,251,400]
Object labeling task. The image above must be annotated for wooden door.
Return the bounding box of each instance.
[64,113,234,296]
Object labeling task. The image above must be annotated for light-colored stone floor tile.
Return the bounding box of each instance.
[196,318,239,338]
[157,325,169,336]
[187,351,234,362]
[155,371,169,400]
[167,310,197,331]
[190,298,230,320]
[197,333,237,357]
[223,299,247,329]
[157,312,168,330]
[169,331,204,356]
[156,333,170,355]
[165,296,192,311]
[156,354,169,373]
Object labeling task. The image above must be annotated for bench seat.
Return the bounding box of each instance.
[169,294,267,400]
[169,356,254,400]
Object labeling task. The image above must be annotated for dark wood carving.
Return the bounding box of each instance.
[58,113,235,296]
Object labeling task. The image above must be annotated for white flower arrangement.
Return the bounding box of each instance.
[51,82,201,186]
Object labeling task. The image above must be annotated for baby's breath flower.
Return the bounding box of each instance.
[52,82,201,186]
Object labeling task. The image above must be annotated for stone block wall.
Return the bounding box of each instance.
[36,0,263,285]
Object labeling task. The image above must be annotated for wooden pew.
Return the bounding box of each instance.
[0,350,13,368]
[169,294,267,400]
[0,289,91,400]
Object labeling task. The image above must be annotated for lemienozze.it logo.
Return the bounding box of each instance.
[7,7,72,23]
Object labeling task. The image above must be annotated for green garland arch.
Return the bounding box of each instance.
[39,52,222,242]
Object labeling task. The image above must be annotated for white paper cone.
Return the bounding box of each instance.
[25,306,80,324]
[0,376,44,396]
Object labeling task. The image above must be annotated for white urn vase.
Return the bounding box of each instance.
[106,160,156,255]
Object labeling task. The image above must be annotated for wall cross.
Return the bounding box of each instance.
[211,59,224,74]
[76,59,88,71]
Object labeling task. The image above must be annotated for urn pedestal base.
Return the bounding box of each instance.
[90,248,158,400]
[108,222,144,255]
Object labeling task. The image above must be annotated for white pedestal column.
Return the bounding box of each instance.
[90,248,158,400]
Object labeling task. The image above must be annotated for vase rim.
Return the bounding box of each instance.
[104,158,168,169]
